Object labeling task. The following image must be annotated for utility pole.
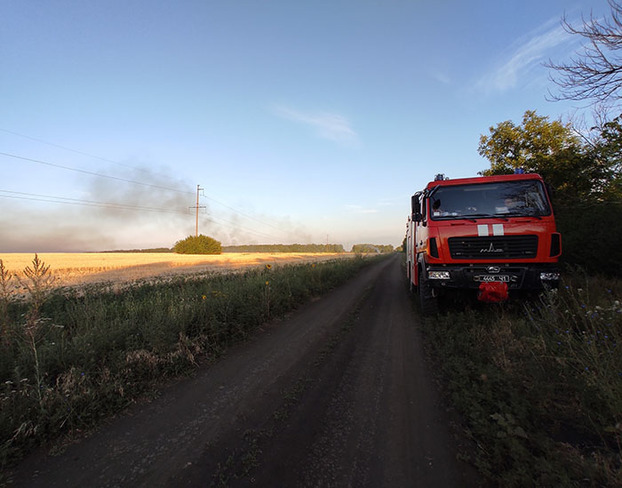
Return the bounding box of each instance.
[191,185,205,237]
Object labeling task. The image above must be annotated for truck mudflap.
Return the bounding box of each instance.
[425,264,560,291]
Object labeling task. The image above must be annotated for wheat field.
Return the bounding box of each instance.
[0,252,351,294]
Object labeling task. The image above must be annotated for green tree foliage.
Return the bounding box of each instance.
[173,235,222,255]
[590,114,622,200]
[478,110,622,202]
[223,244,345,253]
[478,110,588,201]
[478,110,578,172]
[350,244,394,254]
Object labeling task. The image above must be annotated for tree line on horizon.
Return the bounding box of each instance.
[224,243,395,254]
[103,240,396,255]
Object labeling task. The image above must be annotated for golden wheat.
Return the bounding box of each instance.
[0,252,351,294]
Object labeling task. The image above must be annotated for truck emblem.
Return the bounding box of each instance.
[480,243,503,253]
[487,266,501,273]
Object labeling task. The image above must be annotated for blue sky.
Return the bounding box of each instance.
[0,0,609,252]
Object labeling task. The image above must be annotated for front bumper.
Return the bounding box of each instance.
[426,264,560,291]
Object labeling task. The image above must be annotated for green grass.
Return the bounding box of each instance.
[419,270,622,487]
[0,254,384,472]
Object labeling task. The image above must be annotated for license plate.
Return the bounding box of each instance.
[477,275,510,283]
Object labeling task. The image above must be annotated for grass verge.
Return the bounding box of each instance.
[0,253,384,474]
[419,270,622,487]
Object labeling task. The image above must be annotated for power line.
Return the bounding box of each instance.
[0,189,190,214]
[1,150,291,237]
[0,131,293,239]
[0,151,193,195]
[0,189,284,241]
[0,127,150,174]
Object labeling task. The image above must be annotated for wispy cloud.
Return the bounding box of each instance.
[477,18,573,93]
[431,70,451,85]
[274,106,360,145]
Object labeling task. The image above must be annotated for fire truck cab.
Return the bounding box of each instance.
[406,173,561,315]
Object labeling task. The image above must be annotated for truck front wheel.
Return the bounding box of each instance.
[418,271,439,316]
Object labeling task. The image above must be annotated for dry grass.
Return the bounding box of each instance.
[0,252,352,296]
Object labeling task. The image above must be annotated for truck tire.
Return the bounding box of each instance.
[418,274,439,316]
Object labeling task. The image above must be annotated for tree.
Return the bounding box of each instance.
[478,110,580,174]
[589,114,622,199]
[479,110,622,202]
[350,244,394,253]
[547,0,622,105]
[173,234,222,255]
[478,111,584,196]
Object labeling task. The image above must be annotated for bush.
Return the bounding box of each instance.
[556,203,622,277]
[173,235,222,255]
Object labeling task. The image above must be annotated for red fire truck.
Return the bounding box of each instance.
[406,172,561,315]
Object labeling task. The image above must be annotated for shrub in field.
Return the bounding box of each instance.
[173,234,222,255]
[0,253,378,472]
[420,273,622,486]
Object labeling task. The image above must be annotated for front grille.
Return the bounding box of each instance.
[448,235,538,260]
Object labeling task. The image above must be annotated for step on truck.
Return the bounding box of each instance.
[406,172,562,315]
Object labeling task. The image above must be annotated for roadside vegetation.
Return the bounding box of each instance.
[420,272,621,486]
[0,253,383,473]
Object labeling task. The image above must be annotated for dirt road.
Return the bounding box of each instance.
[9,255,480,487]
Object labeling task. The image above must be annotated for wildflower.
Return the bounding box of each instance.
[202,295,207,300]
[265,281,270,286]
[265,264,272,270]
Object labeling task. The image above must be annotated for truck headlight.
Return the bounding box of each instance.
[428,271,451,280]
[540,272,560,281]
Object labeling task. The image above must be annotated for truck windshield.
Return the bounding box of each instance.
[429,180,551,220]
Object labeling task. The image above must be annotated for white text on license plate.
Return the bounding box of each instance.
[477,275,510,282]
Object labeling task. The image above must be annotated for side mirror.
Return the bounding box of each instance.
[413,212,423,222]
[411,194,421,215]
